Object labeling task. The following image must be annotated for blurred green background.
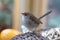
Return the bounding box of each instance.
[0,0,14,32]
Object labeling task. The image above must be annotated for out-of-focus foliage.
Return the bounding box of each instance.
[0,0,13,25]
[0,0,14,32]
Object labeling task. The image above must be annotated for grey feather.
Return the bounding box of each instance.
[22,10,52,31]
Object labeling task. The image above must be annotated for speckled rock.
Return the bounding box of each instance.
[11,32,49,40]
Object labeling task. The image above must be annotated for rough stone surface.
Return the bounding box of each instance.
[11,32,48,40]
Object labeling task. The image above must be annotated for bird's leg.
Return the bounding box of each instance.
[33,26,41,36]
[27,27,35,31]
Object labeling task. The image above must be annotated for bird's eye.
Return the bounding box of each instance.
[22,13,29,16]
[22,13,28,16]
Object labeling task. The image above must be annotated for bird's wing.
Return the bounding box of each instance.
[29,14,40,24]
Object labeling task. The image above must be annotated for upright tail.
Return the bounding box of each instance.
[38,10,52,20]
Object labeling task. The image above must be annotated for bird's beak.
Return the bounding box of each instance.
[22,13,26,15]
[21,13,27,16]
[21,13,25,15]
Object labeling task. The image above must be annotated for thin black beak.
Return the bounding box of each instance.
[21,13,25,15]
[21,13,28,16]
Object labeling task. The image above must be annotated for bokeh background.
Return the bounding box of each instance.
[0,0,13,32]
[1,0,60,40]
[0,0,47,33]
[0,0,60,36]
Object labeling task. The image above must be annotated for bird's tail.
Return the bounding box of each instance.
[38,10,52,20]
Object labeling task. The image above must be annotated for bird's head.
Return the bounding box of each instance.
[22,12,31,16]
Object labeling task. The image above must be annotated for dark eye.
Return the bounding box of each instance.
[24,14,28,16]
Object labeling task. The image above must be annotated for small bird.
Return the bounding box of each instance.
[22,10,52,31]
